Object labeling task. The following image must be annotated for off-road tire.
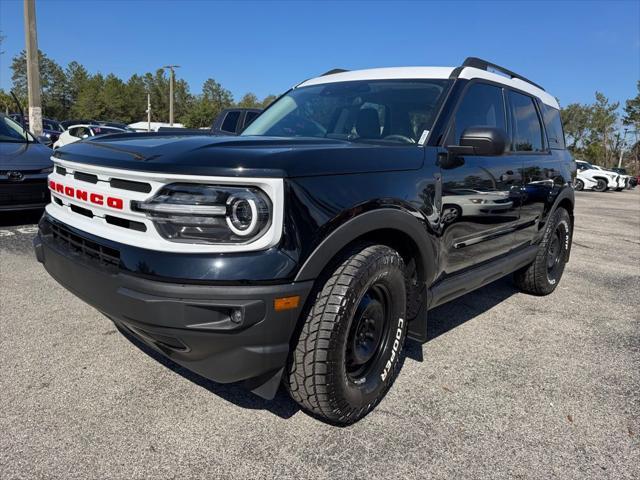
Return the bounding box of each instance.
[286,244,407,425]
[514,207,572,296]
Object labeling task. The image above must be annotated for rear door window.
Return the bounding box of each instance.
[508,91,544,152]
[221,111,241,133]
[243,111,259,129]
[541,104,565,149]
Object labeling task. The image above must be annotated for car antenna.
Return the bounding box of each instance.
[10,91,28,138]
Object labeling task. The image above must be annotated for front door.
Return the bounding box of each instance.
[439,81,523,276]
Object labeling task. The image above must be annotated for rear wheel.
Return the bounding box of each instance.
[286,244,407,425]
[514,207,572,295]
[593,178,607,192]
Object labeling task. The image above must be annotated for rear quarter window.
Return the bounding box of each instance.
[542,104,566,150]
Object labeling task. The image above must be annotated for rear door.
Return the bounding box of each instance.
[439,81,524,276]
[508,91,563,243]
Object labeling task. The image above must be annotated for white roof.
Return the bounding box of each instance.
[298,65,559,109]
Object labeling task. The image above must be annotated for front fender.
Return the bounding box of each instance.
[294,208,437,285]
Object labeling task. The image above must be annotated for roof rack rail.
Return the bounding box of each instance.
[453,57,545,91]
[321,68,349,76]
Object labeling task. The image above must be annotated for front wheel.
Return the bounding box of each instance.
[286,244,407,425]
[593,178,608,192]
[514,207,572,296]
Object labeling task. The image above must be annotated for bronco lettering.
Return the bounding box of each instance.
[49,180,124,210]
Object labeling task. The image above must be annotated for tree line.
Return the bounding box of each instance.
[562,84,639,169]
[0,48,638,172]
[0,50,276,128]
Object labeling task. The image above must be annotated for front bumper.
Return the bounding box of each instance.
[0,178,50,211]
[35,215,313,398]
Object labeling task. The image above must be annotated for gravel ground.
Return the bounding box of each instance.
[0,190,638,480]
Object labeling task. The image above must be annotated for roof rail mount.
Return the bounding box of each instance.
[460,57,545,91]
[321,68,349,76]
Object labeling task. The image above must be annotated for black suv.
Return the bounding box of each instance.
[35,58,575,424]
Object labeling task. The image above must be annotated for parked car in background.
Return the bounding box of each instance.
[156,109,263,135]
[575,160,618,192]
[53,124,126,149]
[128,121,186,132]
[573,169,606,192]
[10,114,64,144]
[60,119,135,132]
[60,119,96,130]
[0,114,52,211]
[591,165,627,190]
[611,167,635,189]
[211,108,261,135]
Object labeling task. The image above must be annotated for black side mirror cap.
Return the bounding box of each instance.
[447,127,508,157]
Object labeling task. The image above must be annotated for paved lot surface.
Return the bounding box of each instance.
[1,191,638,479]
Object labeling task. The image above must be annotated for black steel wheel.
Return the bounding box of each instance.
[286,244,407,425]
[515,207,572,295]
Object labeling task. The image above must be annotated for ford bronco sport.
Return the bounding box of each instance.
[35,58,575,424]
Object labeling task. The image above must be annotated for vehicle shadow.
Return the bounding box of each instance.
[116,324,300,420]
[118,276,518,421]
[0,209,44,227]
[404,276,519,362]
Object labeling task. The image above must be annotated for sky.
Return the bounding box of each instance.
[0,0,638,109]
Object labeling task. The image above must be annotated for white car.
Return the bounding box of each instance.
[53,124,125,149]
[591,164,627,191]
[573,171,599,191]
[441,189,515,223]
[575,160,618,192]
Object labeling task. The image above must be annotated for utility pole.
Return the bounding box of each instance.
[23,0,42,136]
[162,65,180,125]
[146,93,151,132]
[618,128,628,169]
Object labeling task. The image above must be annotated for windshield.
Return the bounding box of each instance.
[0,115,34,143]
[577,161,595,170]
[242,79,450,144]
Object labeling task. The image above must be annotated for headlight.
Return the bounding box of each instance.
[131,183,272,244]
[469,198,488,204]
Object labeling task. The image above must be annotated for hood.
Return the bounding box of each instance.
[52,134,424,178]
[0,142,53,170]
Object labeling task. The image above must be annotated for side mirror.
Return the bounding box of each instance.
[450,127,507,156]
[444,126,508,160]
[37,135,53,147]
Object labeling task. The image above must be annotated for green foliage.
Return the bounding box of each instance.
[0,89,14,114]
[237,93,260,108]
[623,81,640,129]
[560,92,624,167]
[561,103,591,150]
[12,50,68,119]
[260,94,277,108]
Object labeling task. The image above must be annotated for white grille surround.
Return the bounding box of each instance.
[46,158,285,253]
